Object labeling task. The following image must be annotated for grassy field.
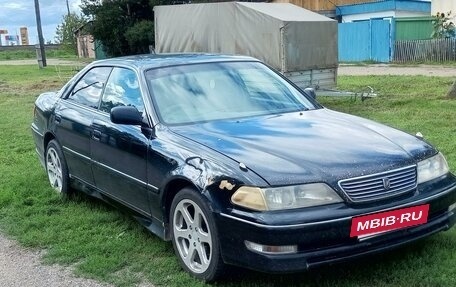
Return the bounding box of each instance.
[0,65,455,287]
[0,49,77,60]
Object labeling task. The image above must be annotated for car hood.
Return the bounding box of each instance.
[169,108,436,186]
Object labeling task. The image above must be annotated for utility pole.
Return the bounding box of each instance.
[34,0,47,67]
[66,0,71,17]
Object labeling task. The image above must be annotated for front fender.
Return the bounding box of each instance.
[149,126,268,222]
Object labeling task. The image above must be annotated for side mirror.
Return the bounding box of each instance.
[110,106,143,125]
[303,88,316,100]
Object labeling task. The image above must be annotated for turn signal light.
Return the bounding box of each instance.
[245,240,298,255]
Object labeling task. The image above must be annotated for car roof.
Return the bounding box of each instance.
[92,53,258,70]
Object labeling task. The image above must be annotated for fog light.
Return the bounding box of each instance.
[449,202,456,212]
[245,241,298,255]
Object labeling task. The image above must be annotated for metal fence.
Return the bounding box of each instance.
[394,39,456,63]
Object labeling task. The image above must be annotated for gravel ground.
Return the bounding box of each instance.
[339,64,456,77]
[0,234,112,287]
[1,61,453,286]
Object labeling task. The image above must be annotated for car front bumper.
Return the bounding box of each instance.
[216,176,456,273]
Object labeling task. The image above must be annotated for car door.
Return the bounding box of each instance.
[54,66,112,185]
[90,67,151,215]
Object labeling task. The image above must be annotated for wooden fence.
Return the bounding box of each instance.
[394,39,456,62]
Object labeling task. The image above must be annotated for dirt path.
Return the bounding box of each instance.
[339,64,456,77]
[0,233,112,287]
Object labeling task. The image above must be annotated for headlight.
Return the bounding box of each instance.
[417,153,450,184]
[231,183,343,211]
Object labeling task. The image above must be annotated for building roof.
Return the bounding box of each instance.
[238,2,334,22]
[73,21,94,36]
[336,0,431,16]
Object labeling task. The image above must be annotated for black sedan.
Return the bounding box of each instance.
[31,54,456,281]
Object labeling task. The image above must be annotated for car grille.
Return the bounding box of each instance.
[338,165,417,203]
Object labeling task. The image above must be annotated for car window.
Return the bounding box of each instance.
[237,69,299,108]
[100,68,144,113]
[146,61,315,125]
[68,67,112,109]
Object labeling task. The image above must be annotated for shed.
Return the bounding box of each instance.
[154,2,338,89]
[73,21,107,60]
[336,0,432,62]
[74,22,96,59]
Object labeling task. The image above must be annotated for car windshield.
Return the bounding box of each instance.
[145,61,317,125]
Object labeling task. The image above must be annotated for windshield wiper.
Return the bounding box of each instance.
[72,81,100,95]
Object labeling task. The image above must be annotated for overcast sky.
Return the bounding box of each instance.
[0,0,82,45]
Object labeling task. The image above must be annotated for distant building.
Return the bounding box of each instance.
[0,29,8,46]
[336,0,431,23]
[432,0,456,20]
[4,35,19,46]
[271,0,379,18]
[20,27,29,45]
[74,21,96,59]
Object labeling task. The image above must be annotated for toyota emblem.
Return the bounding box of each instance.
[382,178,391,190]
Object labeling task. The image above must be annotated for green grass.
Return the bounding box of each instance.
[0,67,455,286]
[0,48,77,60]
[325,75,456,171]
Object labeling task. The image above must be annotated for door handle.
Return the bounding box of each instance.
[92,130,102,141]
[55,115,61,124]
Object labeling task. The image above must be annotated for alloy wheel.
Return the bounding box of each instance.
[46,146,63,193]
[173,198,213,274]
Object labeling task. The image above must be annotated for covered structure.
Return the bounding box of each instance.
[154,2,338,89]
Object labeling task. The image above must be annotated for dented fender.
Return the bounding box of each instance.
[148,126,268,219]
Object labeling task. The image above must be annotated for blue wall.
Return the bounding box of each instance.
[336,0,431,16]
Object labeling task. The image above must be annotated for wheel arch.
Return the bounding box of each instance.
[166,179,225,280]
[161,177,200,240]
[43,132,56,151]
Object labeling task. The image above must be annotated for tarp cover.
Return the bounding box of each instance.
[154,2,337,72]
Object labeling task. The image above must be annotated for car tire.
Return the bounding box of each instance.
[45,140,71,196]
[170,187,225,282]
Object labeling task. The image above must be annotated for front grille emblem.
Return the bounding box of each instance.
[382,177,391,190]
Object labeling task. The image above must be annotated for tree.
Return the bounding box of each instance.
[81,0,170,57]
[55,13,87,52]
[431,11,456,39]
[125,20,154,54]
